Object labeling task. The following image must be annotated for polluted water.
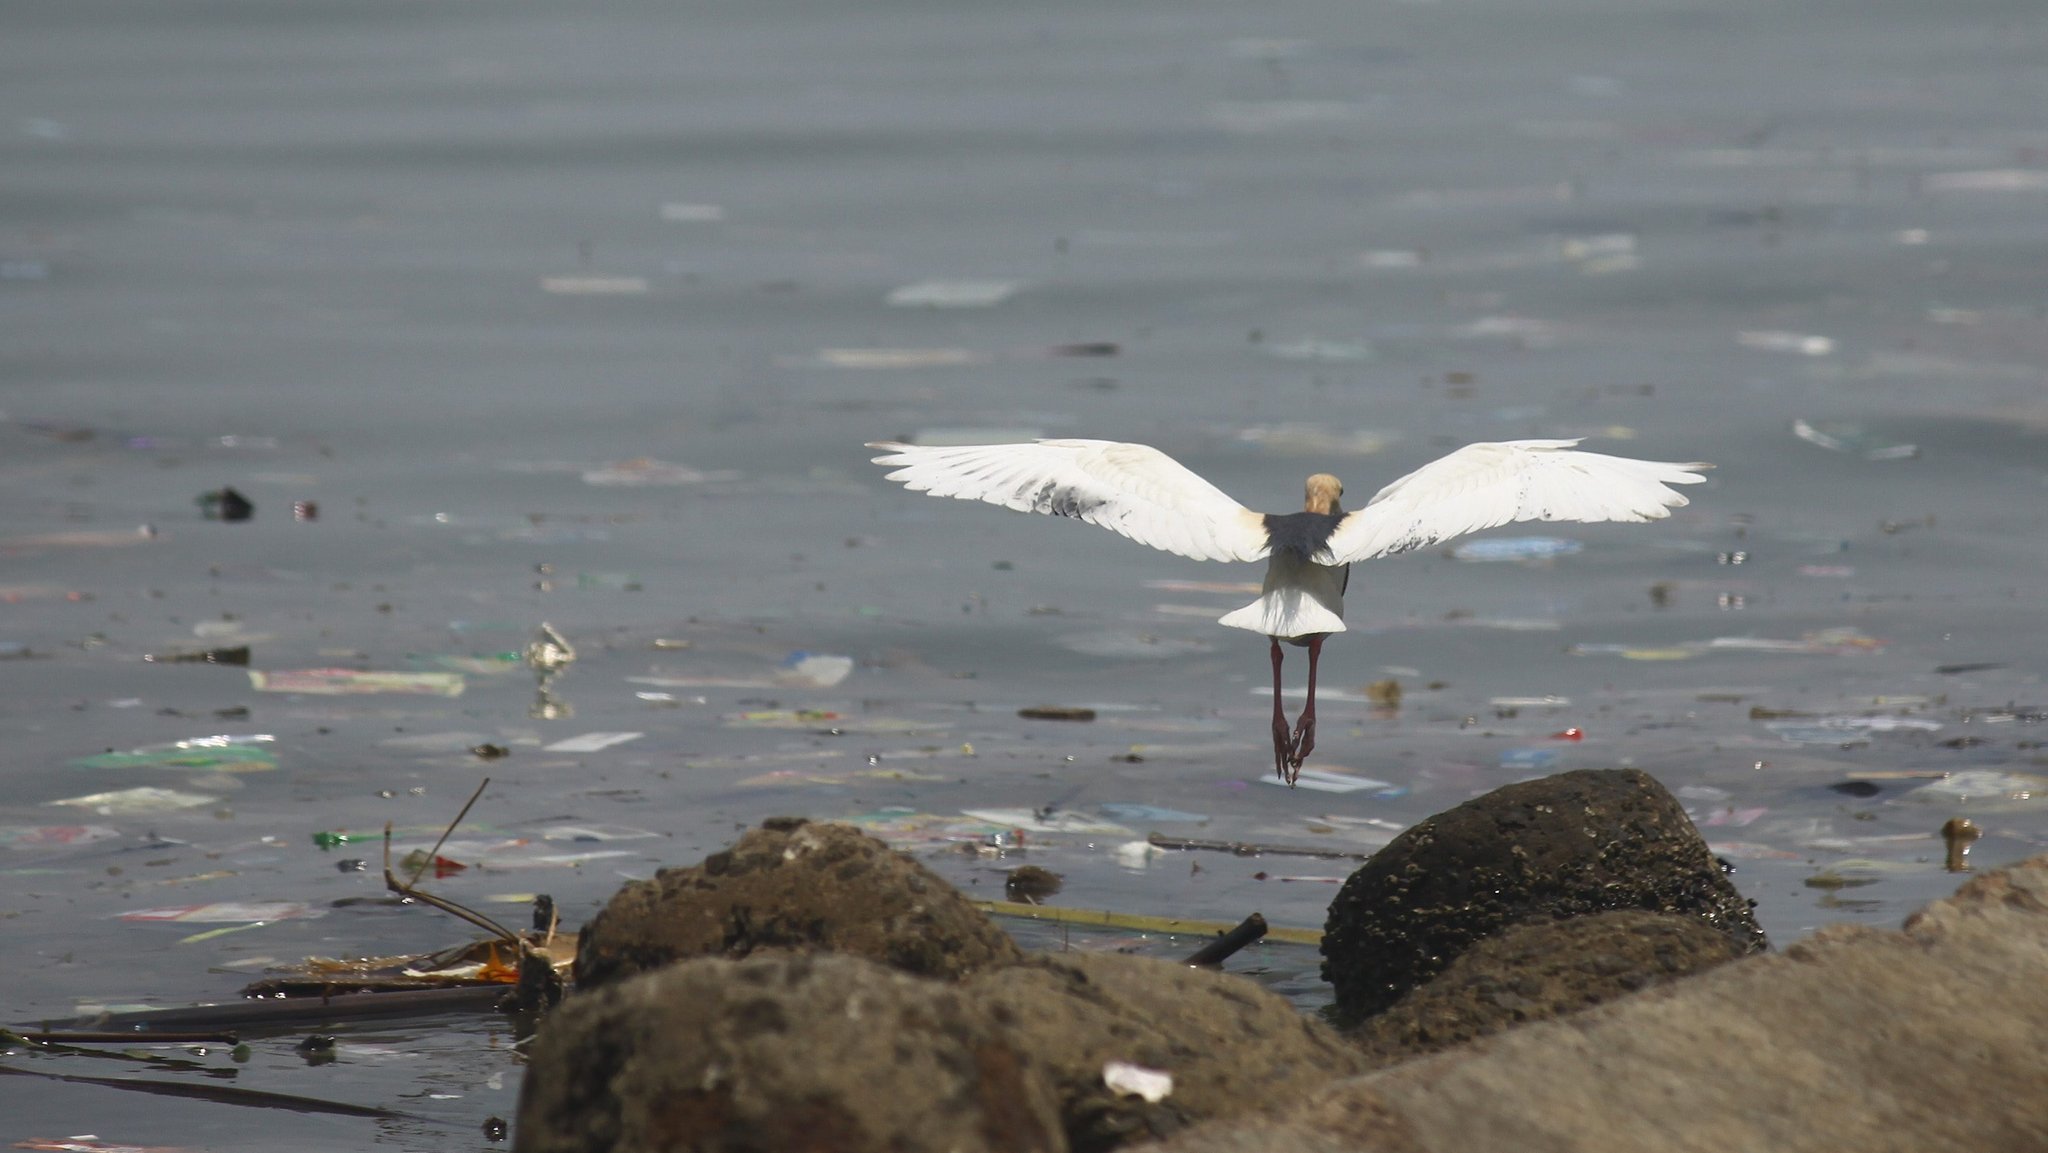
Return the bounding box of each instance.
[6,1,2048,1149]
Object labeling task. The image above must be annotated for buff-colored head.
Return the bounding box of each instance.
[1304,473,1345,516]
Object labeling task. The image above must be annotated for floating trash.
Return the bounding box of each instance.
[960,809,1134,836]
[248,669,465,696]
[0,824,121,850]
[1234,424,1394,456]
[1738,330,1834,356]
[884,279,1020,308]
[580,458,731,487]
[1499,748,1561,771]
[49,787,214,815]
[1258,768,1394,794]
[71,735,278,772]
[1791,419,1917,461]
[1909,771,2044,806]
[541,732,642,753]
[1452,536,1582,562]
[776,652,854,688]
[1018,706,1096,722]
[799,348,990,369]
[1096,803,1209,824]
[119,901,323,924]
[197,487,255,522]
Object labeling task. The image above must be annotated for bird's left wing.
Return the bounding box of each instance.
[867,439,1271,562]
[1319,439,1710,564]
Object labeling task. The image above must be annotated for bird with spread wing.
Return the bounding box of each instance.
[868,438,1709,785]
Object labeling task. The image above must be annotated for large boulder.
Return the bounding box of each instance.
[515,951,1065,1153]
[1321,768,1766,1023]
[1154,851,2048,1153]
[574,817,1023,989]
[968,952,1368,1151]
[1349,908,1747,1065]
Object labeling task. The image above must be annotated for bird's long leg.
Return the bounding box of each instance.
[1288,634,1325,783]
[1269,638,1293,783]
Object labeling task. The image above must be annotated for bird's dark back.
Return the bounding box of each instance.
[1263,511,1345,558]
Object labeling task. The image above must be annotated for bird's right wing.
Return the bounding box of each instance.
[867,439,1271,562]
[1320,439,1710,563]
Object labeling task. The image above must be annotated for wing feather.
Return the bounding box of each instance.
[1320,439,1709,563]
[867,439,1270,563]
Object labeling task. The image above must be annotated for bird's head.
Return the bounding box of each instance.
[1304,473,1344,516]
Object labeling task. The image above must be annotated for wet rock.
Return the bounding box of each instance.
[1157,851,2048,1153]
[1349,909,1746,1065]
[574,817,1022,989]
[515,952,1064,1153]
[968,952,1367,1152]
[1321,769,1765,1023]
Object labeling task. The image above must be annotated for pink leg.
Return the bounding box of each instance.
[1269,639,1292,783]
[1288,634,1325,782]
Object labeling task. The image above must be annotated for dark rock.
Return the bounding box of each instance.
[1350,909,1747,1065]
[1156,852,2048,1153]
[1320,769,1766,1024]
[968,952,1367,1152]
[515,952,1065,1153]
[574,818,1023,990]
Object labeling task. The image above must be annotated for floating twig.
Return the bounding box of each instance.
[1146,832,1373,861]
[973,899,1320,947]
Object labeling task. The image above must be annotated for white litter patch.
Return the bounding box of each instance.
[885,280,1020,308]
[1261,768,1393,794]
[543,732,644,753]
[1103,1061,1174,1102]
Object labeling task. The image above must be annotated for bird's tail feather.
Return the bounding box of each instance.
[1218,590,1347,639]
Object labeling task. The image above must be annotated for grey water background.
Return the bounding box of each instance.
[6,0,2048,1146]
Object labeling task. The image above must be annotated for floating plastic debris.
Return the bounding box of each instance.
[542,732,642,753]
[1738,330,1834,356]
[1234,425,1394,456]
[776,652,854,688]
[1791,419,1917,460]
[525,622,577,674]
[800,348,990,369]
[885,279,1020,308]
[248,669,465,696]
[71,735,278,772]
[1097,803,1209,823]
[1499,748,1561,770]
[49,787,214,815]
[1261,338,1377,363]
[962,809,1135,836]
[1259,768,1394,794]
[581,459,732,486]
[1452,536,1582,562]
[119,901,323,924]
[0,824,120,850]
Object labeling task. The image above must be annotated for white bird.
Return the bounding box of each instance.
[868,438,1709,785]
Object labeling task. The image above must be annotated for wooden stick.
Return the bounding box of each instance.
[1146,832,1373,861]
[972,899,1321,947]
[1182,913,1269,967]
